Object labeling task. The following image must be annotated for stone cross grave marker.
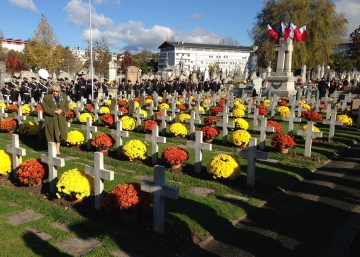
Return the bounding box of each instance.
[85,152,114,210]
[128,99,136,115]
[194,101,205,120]
[186,95,192,111]
[132,107,145,132]
[141,165,179,233]
[41,142,65,196]
[0,106,8,120]
[313,99,324,113]
[282,107,301,135]
[296,121,323,157]
[82,117,97,150]
[15,106,26,130]
[145,125,166,164]
[92,102,102,125]
[110,104,121,125]
[330,91,338,102]
[321,104,332,120]
[237,137,268,187]
[248,108,264,128]
[186,131,212,173]
[169,99,180,122]
[185,110,201,140]
[307,97,315,107]
[268,97,278,120]
[287,96,296,110]
[241,92,248,104]
[4,95,11,106]
[73,101,82,118]
[146,101,157,120]
[321,94,329,105]
[255,94,264,105]
[157,109,171,136]
[34,111,44,139]
[110,120,129,156]
[253,117,274,150]
[6,134,26,180]
[322,110,343,142]
[217,106,235,144]
[17,94,22,106]
[246,98,253,115]
[340,99,350,112]
[140,95,146,108]
[295,103,307,118]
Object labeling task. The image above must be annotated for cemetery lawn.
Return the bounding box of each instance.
[0,113,359,257]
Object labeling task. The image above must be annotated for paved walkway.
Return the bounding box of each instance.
[186,143,360,257]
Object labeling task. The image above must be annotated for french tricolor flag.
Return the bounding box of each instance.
[267,23,278,41]
[299,25,309,42]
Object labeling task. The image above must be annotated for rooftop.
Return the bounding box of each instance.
[158,41,253,51]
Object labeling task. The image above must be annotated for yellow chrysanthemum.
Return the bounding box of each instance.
[122,139,149,161]
[229,130,251,148]
[233,118,249,130]
[207,154,241,180]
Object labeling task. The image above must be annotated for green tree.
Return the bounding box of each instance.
[330,51,352,74]
[59,46,83,75]
[25,14,63,72]
[133,50,152,74]
[347,24,360,70]
[250,0,348,70]
[84,38,112,78]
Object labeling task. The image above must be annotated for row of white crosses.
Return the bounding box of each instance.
[5,133,178,234]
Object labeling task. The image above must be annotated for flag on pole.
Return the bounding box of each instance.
[267,23,278,41]
[290,22,302,41]
[280,20,288,41]
[299,25,309,41]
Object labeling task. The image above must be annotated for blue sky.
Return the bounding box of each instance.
[1,0,359,53]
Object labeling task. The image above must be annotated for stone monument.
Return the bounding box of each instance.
[108,60,117,81]
[266,37,297,97]
[125,66,140,84]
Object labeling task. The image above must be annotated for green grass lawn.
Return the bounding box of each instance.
[0,109,358,256]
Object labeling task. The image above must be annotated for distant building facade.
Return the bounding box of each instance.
[1,38,29,52]
[157,41,256,73]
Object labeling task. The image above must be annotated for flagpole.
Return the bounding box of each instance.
[89,0,94,101]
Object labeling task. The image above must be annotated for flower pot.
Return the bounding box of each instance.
[67,118,73,123]
[279,148,289,154]
[204,138,213,143]
[120,210,138,222]
[99,148,109,153]
[171,163,182,170]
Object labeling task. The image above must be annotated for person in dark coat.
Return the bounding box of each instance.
[102,78,109,97]
[317,77,327,98]
[328,79,336,97]
[42,84,69,155]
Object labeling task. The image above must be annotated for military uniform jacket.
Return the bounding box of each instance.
[42,93,69,143]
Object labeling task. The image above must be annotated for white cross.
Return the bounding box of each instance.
[82,117,97,150]
[85,152,114,210]
[141,165,179,233]
[282,107,301,135]
[110,120,129,156]
[248,108,264,128]
[6,134,26,180]
[132,107,145,132]
[92,102,101,124]
[0,106,8,120]
[145,125,166,164]
[268,98,278,120]
[34,110,45,139]
[169,99,180,122]
[297,121,323,157]
[322,110,343,142]
[253,118,274,150]
[216,107,235,144]
[321,104,332,120]
[40,142,65,196]
[145,101,157,120]
[110,104,121,124]
[237,137,268,187]
[340,99,350,112]
[14,106,26,130]
[193,101,205,120]
[157,109,171,136]
[185,110,201,140]
[73,101,83,118]
[186,131,212,173]
[295,103,307,118]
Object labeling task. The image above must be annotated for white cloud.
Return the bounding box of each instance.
[188,13,203,20]
[64,0,114,29]
[94,0,120,5]
[65,0,222,52]
[8,0,37,11]
[335,0,360,36]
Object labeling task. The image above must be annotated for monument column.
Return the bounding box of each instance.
[0,61,6,87]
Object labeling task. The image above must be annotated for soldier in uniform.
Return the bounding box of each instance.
[92,78,99,101]
[46,77,53,93]
[59,78,67,94]
[9,75,20,102]
[139,79,146,96]
[102,78,109,97]
[133,80,140,97]
[30,77,38,102]
[20,77,29,101]
[38,77,48,102]
[22,80,31,104]
[117,80,126,96]
[1,82,10,100]
[76,73,87,101]
[125,80,132,97]
[146,79,153,95]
